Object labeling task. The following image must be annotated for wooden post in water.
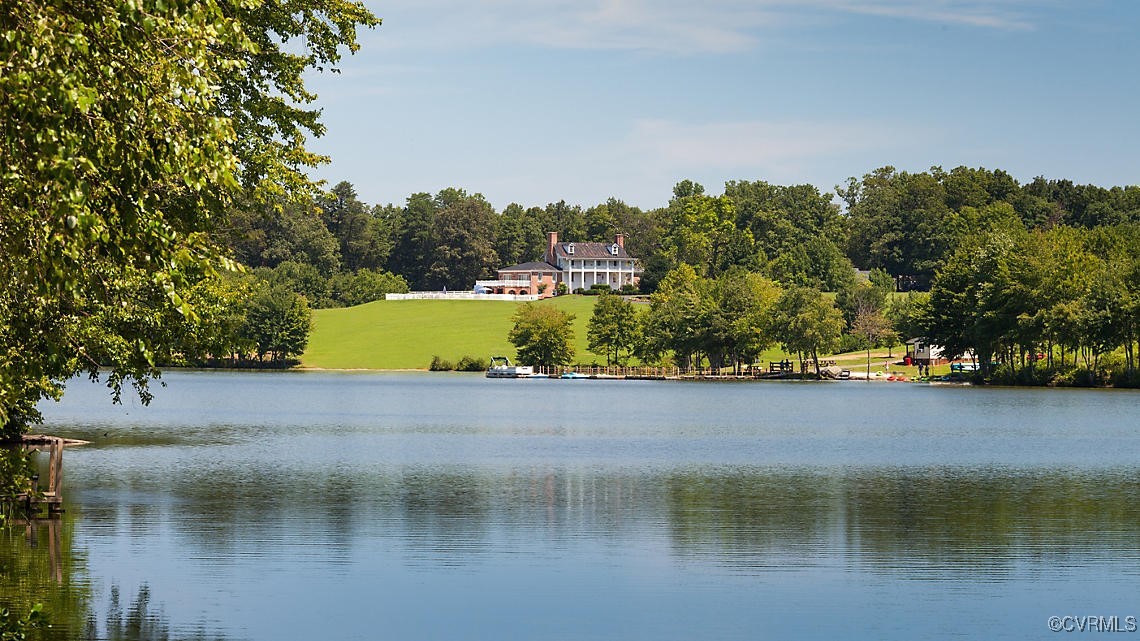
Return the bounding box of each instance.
[8,435,83,518]
[47,437,63,514]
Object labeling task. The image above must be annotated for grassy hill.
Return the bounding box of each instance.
[302,293,904,372]
[302,296,602,370]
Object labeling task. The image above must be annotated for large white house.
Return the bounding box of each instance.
[475,232,642,297]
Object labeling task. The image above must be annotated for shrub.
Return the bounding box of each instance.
[556,282,568,295]
[329,269,409,307]
[837,333,865,354]
[1097,352,1127,383]
[428,355,454,371]
[619,283,638,295]
[584,283,612,296]
[456,355,488,372]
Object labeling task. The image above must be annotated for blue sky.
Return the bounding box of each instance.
[304,1,1139,210]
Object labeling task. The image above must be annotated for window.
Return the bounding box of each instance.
[567,243,575,255]
[610,243,620,255]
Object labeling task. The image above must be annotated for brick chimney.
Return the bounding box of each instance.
[614,233,625,250]
[546,231,558,263]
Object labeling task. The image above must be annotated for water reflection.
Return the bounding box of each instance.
[664,469,1140,575]
[0,517,88,641]
[93,584,227,641]
[47,464,1140,640]
[28,372,1140,640]
[1,516,231,641]
[71,462,1140,571]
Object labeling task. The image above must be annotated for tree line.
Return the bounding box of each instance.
[508,265,893,376]
[511,218,1140,389]
[922,222,1140,386]
[231,168,1139,303]
[245,168,1138,383]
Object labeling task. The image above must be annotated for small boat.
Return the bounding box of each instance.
[486,356,534,378]
[560,371,590,379]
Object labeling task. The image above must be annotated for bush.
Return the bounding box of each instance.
[837,333,865,354]
[1111,369,1140,388]
[456,355,488,372]
[990,363,1054,386]
[329,269,409,307]
[556,282,568,295]
[428,355,454,371]
[619,283,638,295]
[583,283,612,296]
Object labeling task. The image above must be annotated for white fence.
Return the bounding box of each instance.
[386,292,539,302]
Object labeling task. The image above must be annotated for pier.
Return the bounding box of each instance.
[8,435,88,518]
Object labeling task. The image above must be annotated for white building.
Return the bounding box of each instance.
[476,231,642,297]
[546,232,640,292]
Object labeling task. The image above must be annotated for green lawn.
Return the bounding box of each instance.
[303,294,820,371]
[302,296,602,370]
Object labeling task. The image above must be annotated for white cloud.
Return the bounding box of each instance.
[623,118,918,170]
[813,0,1035,30]
[365,0,1038,54]
[368,0,774,54]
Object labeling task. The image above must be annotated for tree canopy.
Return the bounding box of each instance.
[509,304,576,368]
[0,0,378,435]
[587,293,639,366]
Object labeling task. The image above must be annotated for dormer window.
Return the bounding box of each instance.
[610,243,620,255]
[567,243,575,255]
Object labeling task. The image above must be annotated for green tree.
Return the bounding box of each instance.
[836,281,888,328]
[256,261,331,307]
[226,196,342,274]
[319,181,391,271]
[711,269,781,374]
[663,189,757,279]
[641,265,716,371]
[771,286,845,376]
[843,167,954,288]
[328,269,408,307]
[545,200,586,242]
[924,228,1032,378]
[725,180,851,289]
[886,292,930,342]
[508,304,576,367]
[587,293,639,365]
[851,301,892,378]
[388,192,438,290]
[428,192,500,290]
[241,284,313,363]
[172,274,256,364]
[0,0,377,435]
[495,203,546,266]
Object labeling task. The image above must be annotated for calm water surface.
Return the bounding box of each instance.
[11,371,1140,640]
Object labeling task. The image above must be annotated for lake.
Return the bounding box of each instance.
[10,371,1140,640]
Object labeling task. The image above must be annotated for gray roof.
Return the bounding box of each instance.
[552,242,634,260]
[499,261,561,273]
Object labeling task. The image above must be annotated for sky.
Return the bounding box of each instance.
[303,0,1140,211]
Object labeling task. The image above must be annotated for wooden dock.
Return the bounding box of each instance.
[9,434,88,518]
